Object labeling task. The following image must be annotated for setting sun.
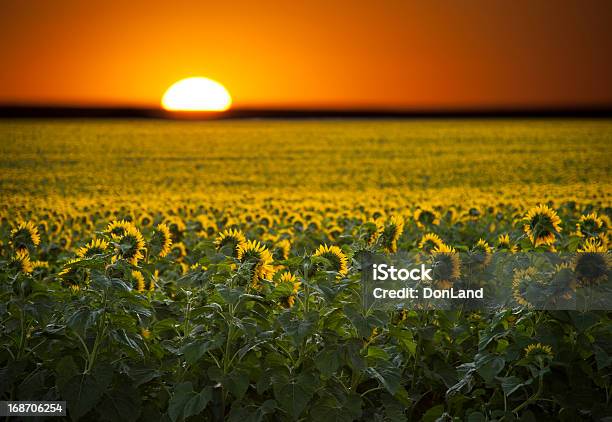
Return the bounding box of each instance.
[161,77,232,111]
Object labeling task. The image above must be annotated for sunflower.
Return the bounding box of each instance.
[600,214,612,236]
[288,213,305,232]
[258,213,275,228]
[189,263,205,271]
[82,219,94,232]
[444,207,460,225]
[138,213,154,228]
[106,219,133,238]
[223,216,241,230]
[306,218,321,231]
[58,258,87,290]
[31,260,49,270]
[575,212,602,235]
[49,220,63,236]
[170,242,188,261]
[313,244,349,278]
[369,208,386,221]
[57,235,72,250]
[524,343,553,360]
[37,220,49,235]
[413,207,441,229]
[132,270,146,292]
[164,216,186,241]
[272,238,291,261]
[179,262,190,274]
[523,205,562,247]
[363,219,384,246]
[573,238,610,287]
[243,212,255,224]
[276,271,301,308]
[10,221,41,252]
[471,238,492,267]
[512,267,545,308]
[112,225,146,266]
[195,215,217,238]
[215,228,247,258]
[431,244,460,289]
[497,234,518,253]
[10,249,33,274]
[30,260,50,277]
[418,233,445,253]
[76,238,109,258]
[150,223,173,257]
[381,216,404,253]
[548,263,577,302]
[578,237,608,253]
[237,240,274,287]
[575,212,608,246]
[326,224,343,240]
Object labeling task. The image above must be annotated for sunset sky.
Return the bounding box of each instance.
[1,0,611,109]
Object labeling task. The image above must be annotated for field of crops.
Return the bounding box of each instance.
[1,119,611,421]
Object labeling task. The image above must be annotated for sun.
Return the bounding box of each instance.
[161,77,232,111]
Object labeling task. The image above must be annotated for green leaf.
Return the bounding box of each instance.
[278,310,318,346]
[217,285,242,305]
[315,348,341,377]
[366,363,400,395]
[127,367,162,387]
[183,386,212,420]
[224,369,249,400]
[99,382,142,422]
[182,339,217,365]
[90,270,111,289]
[498,376,533,397]
[366,346,389,361]
[66,307,95,337]
[344,305,372,338]
[253,399,278,421]
[389,326,417,356]
[112,329,143,357]
[239,293,267,303]
[62,372,111,421]
[421,404,444,422]
[475,353,505,383]
[466,411,486,422]
[570,312,599,332]
[309,392,362,422]
[168,382,193,422]
[0,361,27,396]
[55,356,79,391]
[382,392,407,421]
[446,363,476,398]
[278,382,310,420]
[277,374,317,420]
[594,345,611,370]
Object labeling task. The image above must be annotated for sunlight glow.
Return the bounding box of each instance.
[161,77,232,111]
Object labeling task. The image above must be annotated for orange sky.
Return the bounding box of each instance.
[1,0,611,109]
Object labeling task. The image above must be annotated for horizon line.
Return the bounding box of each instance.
[0,104,611,119]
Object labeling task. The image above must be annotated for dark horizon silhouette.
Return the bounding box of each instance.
[1,104,611,119]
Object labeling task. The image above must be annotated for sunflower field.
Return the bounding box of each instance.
[0,119,611,421]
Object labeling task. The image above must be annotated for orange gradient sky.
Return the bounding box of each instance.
[1,0,611,109]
